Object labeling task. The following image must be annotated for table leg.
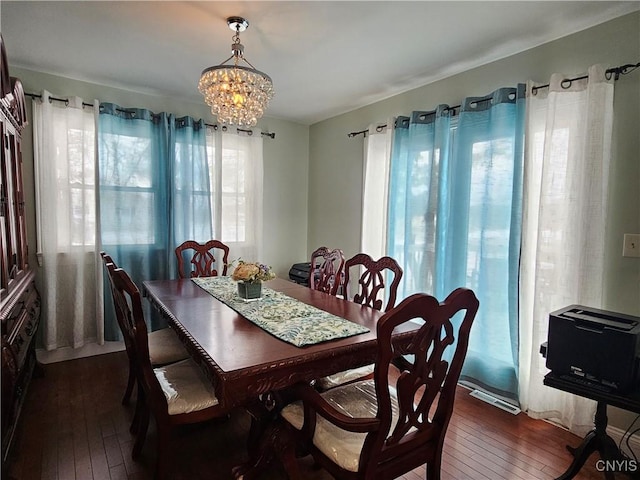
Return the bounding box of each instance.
[556,401,626,480]
[557,429,599,480]
[233,392,286,479]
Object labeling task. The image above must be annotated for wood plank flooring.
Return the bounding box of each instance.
[6,351,609,480]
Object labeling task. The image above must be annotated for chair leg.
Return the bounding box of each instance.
[130,382,143,434]
[132,405,150,459]
[426,455,442,480]
[154,424,174,480]
[122,358,136,405]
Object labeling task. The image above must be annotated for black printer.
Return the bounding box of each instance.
[288,262,312,286]
[546,305,640,393]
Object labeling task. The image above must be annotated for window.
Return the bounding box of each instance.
[361,123,392,259]
[32,93,103,349]
[99,132,156,245]
[206,139,249,242]
[35,99,98,251]
[205,127,263,260]
[387,89,525,400]
[67,125,97,247]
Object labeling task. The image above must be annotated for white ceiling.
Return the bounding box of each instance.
[1,1,638,125]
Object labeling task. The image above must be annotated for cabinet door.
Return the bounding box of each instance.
[1,117,12,291]
[0,114,25,292]
[10,119,27,271]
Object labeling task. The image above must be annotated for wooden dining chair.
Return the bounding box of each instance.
[175,239,230,278]
[100,252,189,406]
[277,288,479,480]
[315,253,403,391]
[107,264,230,480]
[343,253,403,312]
[309,246,345,296]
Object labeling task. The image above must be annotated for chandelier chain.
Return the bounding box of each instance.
[232,30,241,45]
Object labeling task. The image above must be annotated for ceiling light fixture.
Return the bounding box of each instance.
[198,16,274,127]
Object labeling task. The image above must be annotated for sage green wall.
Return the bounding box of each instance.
[307,11,640,431]
[12,67,310,284]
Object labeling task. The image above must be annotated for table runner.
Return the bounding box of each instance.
[191,277,369,347]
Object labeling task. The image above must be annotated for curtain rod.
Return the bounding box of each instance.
[24,92,276,139]
[25,92,95,108]
[531,62,639,95]
[347,61,640,138]
[205,122,275,139]
[348,104,463,138]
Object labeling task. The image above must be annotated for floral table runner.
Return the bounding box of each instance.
[191,276,369,347]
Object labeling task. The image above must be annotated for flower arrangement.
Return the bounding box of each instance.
[231,260,276,284]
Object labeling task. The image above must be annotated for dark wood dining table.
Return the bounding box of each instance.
[142,277,420,410]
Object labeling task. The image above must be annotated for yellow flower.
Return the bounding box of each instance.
[232,263,260,282]
[231,259,276,283]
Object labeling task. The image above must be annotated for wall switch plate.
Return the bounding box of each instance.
[622,234,640,258]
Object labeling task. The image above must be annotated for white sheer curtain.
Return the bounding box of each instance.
[33,91,103,350]
[519,65,614,435]
[361,122,393,259]
[205,126,264,262]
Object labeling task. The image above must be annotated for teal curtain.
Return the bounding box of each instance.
[388,106,452,298]
[98,103,211,338]
[387,86,525,401]
[171,116,213,253]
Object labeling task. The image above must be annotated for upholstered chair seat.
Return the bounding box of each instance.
[314,364,374,391]
[281,380,401,472]
[154,358,219,415]
[148,328,190,366]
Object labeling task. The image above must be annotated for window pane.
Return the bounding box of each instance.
[205,129,257,248]
[100,133,152,187]
[221,152,245,193]
[70,187,96,246]
[467,137,515,366]
[67,128,95,186]
[175,142,209,192]
[101,189,155,245]
[221,194,245,242]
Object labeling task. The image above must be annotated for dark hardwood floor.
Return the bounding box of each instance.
[6,351,608,480]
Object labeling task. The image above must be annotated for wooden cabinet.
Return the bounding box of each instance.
[0,34,41,468]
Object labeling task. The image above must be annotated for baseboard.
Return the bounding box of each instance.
[36,341,125,364]
[607,424,640,459]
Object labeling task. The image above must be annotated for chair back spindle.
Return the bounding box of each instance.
[344,253,402,312]
[175,239,230,278]
[310,246,345,296]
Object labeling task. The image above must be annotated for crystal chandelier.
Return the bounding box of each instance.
[198,17,274,127]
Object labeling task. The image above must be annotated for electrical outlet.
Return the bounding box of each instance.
[622,234,640,258]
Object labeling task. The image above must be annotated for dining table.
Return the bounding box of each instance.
[142,276,421,477]
[142,277,420,410]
